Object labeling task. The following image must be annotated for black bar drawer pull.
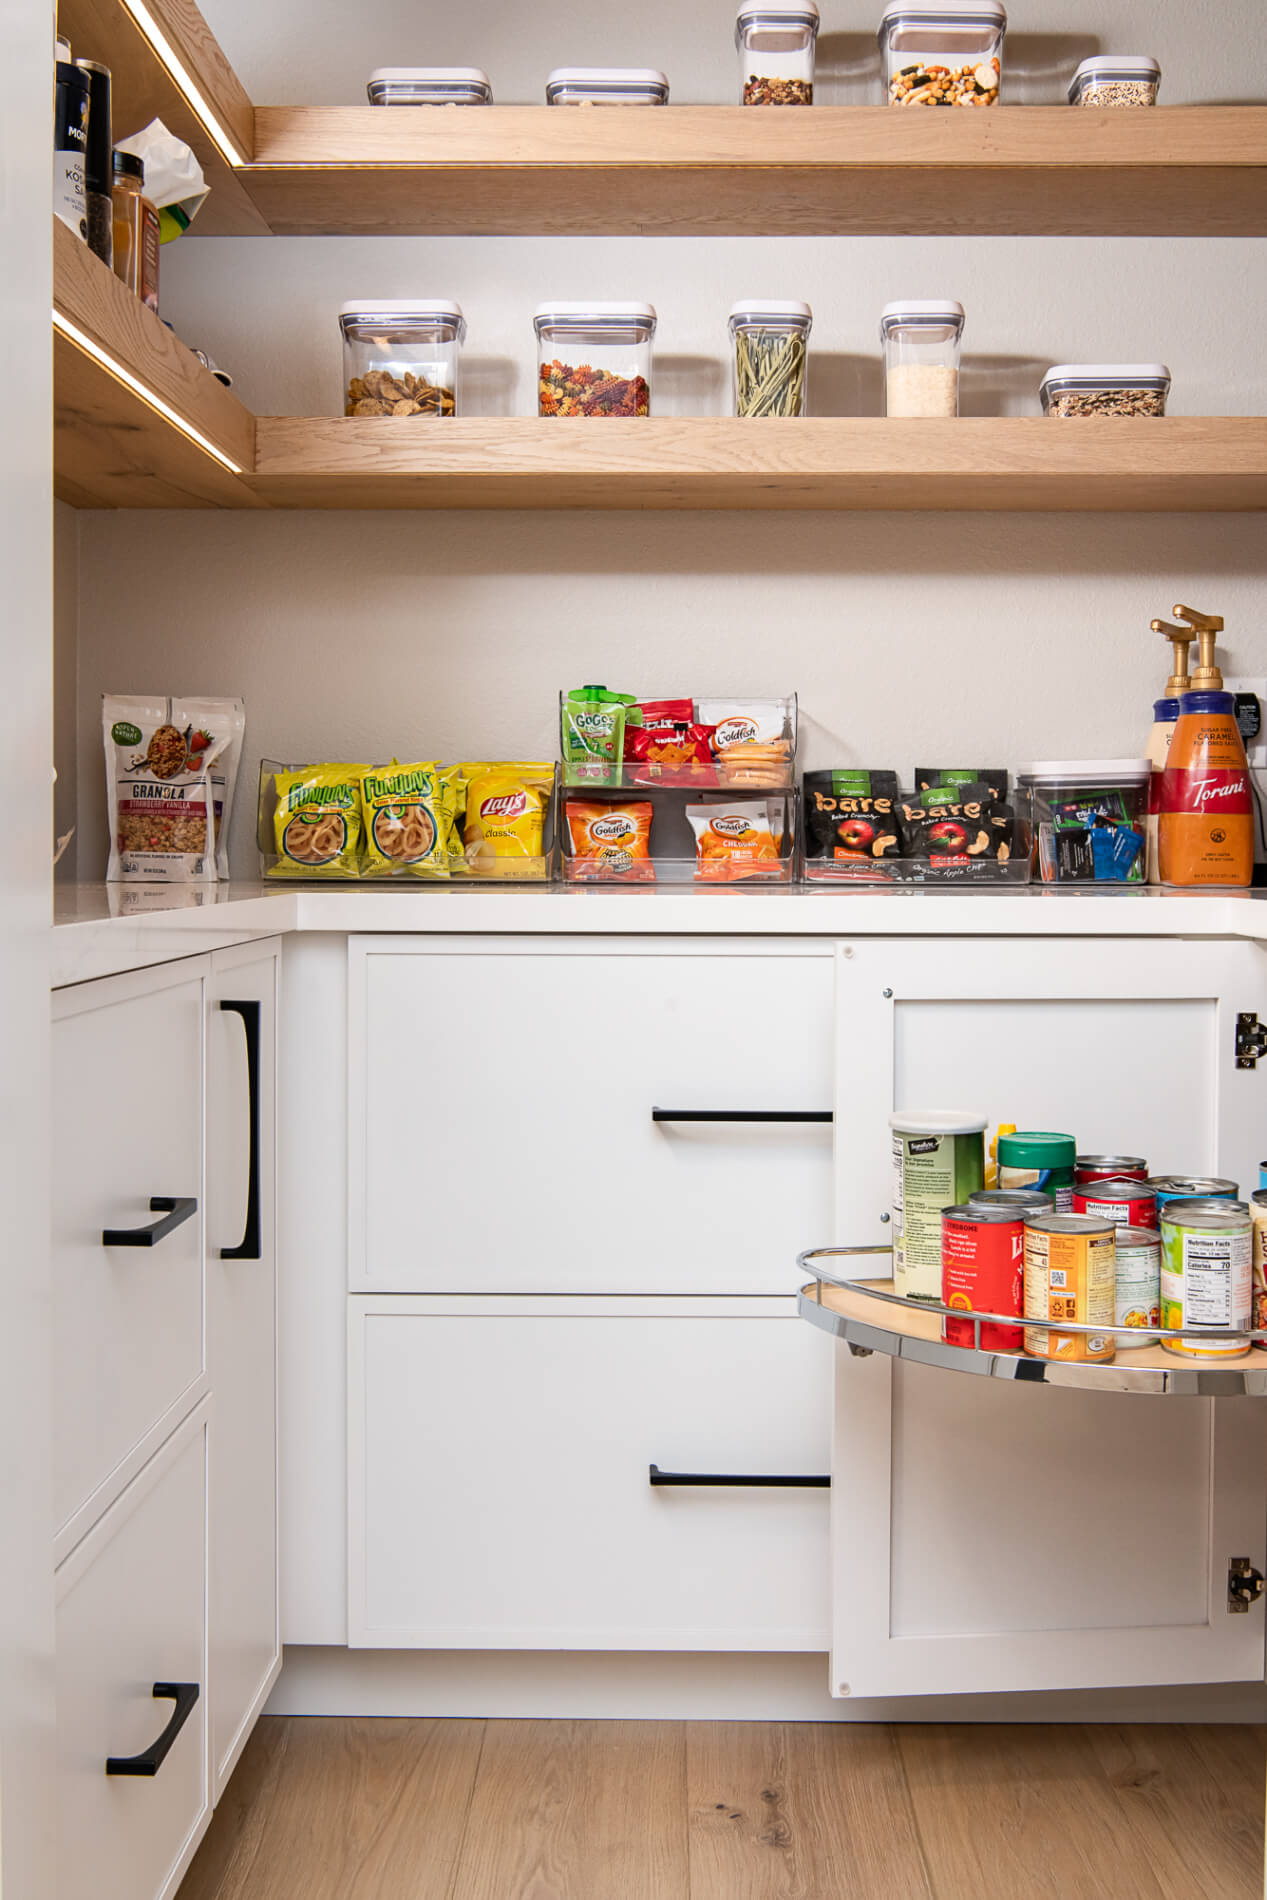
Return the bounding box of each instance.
[102,1197,197,1249]
[651,1108,832,1124]
[649,1463,829,1488]
[219,999,261,1261]
[106,1681,199,1776]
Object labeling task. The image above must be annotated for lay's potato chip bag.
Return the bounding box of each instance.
[360,761,448,878]
[270,764,366,878]
[459,762,554,879]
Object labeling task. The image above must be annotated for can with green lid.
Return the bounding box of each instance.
[998,1130,1076,1213]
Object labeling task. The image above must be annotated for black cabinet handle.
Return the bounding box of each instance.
[219,999,261,1261]
[651,1108,833,1124]
[102,1197,197,1249]
[105,1681,199,1776]
[649,1463,830,1488]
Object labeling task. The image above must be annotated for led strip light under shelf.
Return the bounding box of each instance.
[52,310,246,476]
[119,0,248,169]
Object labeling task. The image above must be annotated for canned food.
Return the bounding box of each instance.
[1073,1177,1158,1230]
[1160,1201,1252,1360]
[941,1204,1024,1352]
[1114,1223,1161,1346]
[998,1130,1076,1213]
[968,1187,1054,1217]
[1148,1174,1238,1211]
[1252,1189,1267,1350]
[889,1111,987,1304]
[1023,1214,1116,1361]
[1075,1154,1148,1184]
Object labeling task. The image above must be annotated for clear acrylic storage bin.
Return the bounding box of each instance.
[340,301,465,418]
[1067,57,1159,107]
[803,782,1033,886]
[1020,760,1149,884]
[563,784,799,885]
[730,302,812,418]
[366,67,493,105]
[879,2,1004,106]
[546,67,669,104]
[534,304,656,417]
[881,301,964,417]
[736,2,819,105]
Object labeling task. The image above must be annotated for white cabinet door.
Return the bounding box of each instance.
[348,937,834,1294]
[207,943,280,1800]
[349,1297,831,1651]
[828,934,1267,1700]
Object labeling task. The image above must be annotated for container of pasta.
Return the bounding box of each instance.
[1023,1213,1116,1362]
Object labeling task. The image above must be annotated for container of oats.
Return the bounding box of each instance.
[1068,56,1159,107]
[366,68,492,105]
[736,2,819,105]
[1040,364,1170,419]
[879,2,1004,106]
[340,301,465,418]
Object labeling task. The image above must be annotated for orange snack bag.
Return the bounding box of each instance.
[687,800,781,883]
[565,799,655,880]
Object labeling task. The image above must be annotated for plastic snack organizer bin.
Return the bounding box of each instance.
[881,301,964,417]
[340,301,466,417]
[366,67,493,104]
[1040,365,1171,418]
[878,2,1005,106]
[803,784,1033,886]
[730,302,812,418]
[735,2,819,104]
[534,305,656,417]
[1020,760,1151,884]
[1067,56,1160,106]
[545,68,669,104]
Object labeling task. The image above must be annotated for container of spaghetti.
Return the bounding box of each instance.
[1148,1174,1238,1212]
[1076,1154,1147,1185]
[941,1203,1023,1351]
[1114,1223,1161,1346]
[1252,1189,1267,1349]
[967,1187,1053,1218]
[1073,1176,1158,1231]
[1023,1213,1116,1362]
[999,1130,1075,1212]
[890,1111,987,1304]
[1160,1199,1252,1360]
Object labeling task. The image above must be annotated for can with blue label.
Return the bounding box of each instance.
[1148,1174,1238,1212]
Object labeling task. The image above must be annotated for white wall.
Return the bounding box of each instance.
[54,504,79,879]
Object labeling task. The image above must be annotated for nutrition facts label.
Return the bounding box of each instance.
[1172,1234,1252,1325]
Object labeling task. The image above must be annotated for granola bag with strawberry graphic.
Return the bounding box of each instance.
[104,694,245,882]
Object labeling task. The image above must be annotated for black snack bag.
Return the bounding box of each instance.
[915,766,1010,801]
[897,781,1016,864]
[803,770,901,862]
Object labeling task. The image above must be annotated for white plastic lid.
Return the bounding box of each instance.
[881,299,965,328]
[340,298,464,320]
[1070,55,1159,79]
[890,1110,990,1134]
[737,1,820,23]
[368,67,491,83]
[880,1,1006,28]
[533,302,657,332]
[1020,759,1152,786]
[1040,363,1170,390]
[729,299,813,322]
[546,67,669,87]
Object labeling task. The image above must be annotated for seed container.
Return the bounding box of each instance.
[881,302,964,417]
[1021,759,1151,884]
[546,67,669,104]
[736,3,819,105]
[340,301,465,418]
[730,302,812,418]
[1040,364,1170,419]
[534,304,656,417]
[366,67,492,105]
[1068,56,1159,107]
[879,2,1005,106]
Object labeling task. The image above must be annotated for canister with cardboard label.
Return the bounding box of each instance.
[1023,1213,1116,1362]
[1160,1200,1252,1360]
[889,1111,987,1305]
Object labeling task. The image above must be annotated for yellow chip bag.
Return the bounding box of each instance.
[360,761,448,878]
[438,765,465,872]
[459,762,554,879]
[270,764,366,878]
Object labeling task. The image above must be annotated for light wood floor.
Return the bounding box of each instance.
[179,1718,1267,1900]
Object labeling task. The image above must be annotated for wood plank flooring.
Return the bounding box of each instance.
[179,1719,1266,1900]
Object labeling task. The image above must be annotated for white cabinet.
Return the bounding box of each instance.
[348,1297,831,1651]
[826,934,1267,1700]
[348,937,834,1294]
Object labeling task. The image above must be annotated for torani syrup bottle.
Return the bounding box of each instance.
[1157,605,1253,889]
[1144,613,1194,884]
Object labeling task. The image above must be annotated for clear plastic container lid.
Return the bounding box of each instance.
[880,299,965,338]
[1070,55,1159,81]
[1040,364,1170,395]
[736,2,820,43]
[366,67,493,102]
[534,303,657,337]
[546,67,669,100]
[879,2,1006,40]
[1020,758,1152,787]
[339,299,467,342]
[729,299,813,331]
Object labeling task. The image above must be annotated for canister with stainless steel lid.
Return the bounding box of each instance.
[1160,1200,1252,1360]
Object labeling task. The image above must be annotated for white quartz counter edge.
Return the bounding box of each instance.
[50,882,1267,989]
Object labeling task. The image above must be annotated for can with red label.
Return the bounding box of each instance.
[1073,1176,1158,1230]
[1075,1154,1148,1185]
[941,1203,1024,1352]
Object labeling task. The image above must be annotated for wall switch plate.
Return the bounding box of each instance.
[1223,677,1267,769]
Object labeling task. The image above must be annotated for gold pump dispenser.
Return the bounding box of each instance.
[1148,615,1195,697]
[1168,603,1225,690]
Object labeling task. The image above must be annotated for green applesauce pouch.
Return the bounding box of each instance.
[561,686,632,784]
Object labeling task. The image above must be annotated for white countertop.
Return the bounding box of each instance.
[50,879,1267,988]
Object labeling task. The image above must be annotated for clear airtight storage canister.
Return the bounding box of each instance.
[535,304,655,416]
[736,2,819,104]
[366,68,492,105]
[340,302,465,417]
[881,302,964,416]
[1068,56,1159,107]
[546,68,669,104]
[879,2,1004,105]
[1040,365,1170,419]
[730,302,812,417]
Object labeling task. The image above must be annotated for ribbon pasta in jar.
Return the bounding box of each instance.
[361,761,449,877]
[270,764,366,877]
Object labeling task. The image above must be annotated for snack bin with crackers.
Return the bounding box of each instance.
[340,301,466,418]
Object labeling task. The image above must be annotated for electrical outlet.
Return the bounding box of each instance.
[1224,676,1267,770]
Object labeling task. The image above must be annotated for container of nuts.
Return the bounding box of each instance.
[340,301,465,418]
[736,2,819,105]
[1039,365,1171,419]
[878,1,1004,106]
[1068,56,1160,107]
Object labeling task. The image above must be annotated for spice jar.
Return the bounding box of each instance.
[534,304,655,417]
[339,301,466,416]
[729,302,811,417]
[881,302,964,417]
[111,150,160,311]
[1068,56,1160,107]
[878,2,1005,106]
[1040,365,1170,419]
[736,2,819,105]
[546,68,669,105]
[366,68,493,105]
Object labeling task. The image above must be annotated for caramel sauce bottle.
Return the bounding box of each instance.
[1157,606,1253,888]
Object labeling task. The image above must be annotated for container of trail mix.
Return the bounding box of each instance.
[340,301,465,417]
[1068,56,1159,107]
[878,2,1004,106]
[736,2,819,105]
[1039,365,1171,419]
[534,304,655,417]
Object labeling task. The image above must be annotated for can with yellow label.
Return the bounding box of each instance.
[1023,1213,1116,1362]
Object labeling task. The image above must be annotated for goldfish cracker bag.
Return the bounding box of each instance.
[687,799,781,883]
[360,761,448,878]
[270,764,366,877]
[565,799,655,880]
[460,762,554,878]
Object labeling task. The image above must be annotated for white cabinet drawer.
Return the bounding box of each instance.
[56,1405,208,1900]
[349,938,834,1293]
[349,1298,831,1650]
[52,963,206,1538]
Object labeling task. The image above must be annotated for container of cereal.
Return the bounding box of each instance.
[736,2,819,105]
[534,304,655,417]
[998,1130,1075,1213]
[878,2,1004,107]
[1023,1214,1116,1362]
[890,1110,987,1305]
[1076,1154,1148,1184]
[1160,1200,1252,1360]
[1073,1177,1158,1230]
[1149,1174,1239,1212]
[366,68,493,105]
[546,68,669,104]
[1039,365,1170,419]
[941,1202,1023,1351]
[730,302,812,418]
[1252,1189,1267,1348]
[340,301,465,418]
[1114,1223,1161,1346]
[1068,56,1160,107]
[881,302,964,418]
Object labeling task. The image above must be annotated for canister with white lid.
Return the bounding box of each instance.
[546,68,669,105]
[736,2,819,105]
[881,302,964,417]
[878,3,1004,106]
[339,301,466,417]
[366,68,492,105]
[1068,56,1160,107]
[1020,759,1151,884]
[534,303,656,417]
[1040,365,1170,418]
[729,301,812,417]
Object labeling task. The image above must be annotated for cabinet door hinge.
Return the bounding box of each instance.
[1236,1013,1267,1070]
[1227,1557,1265,1613]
